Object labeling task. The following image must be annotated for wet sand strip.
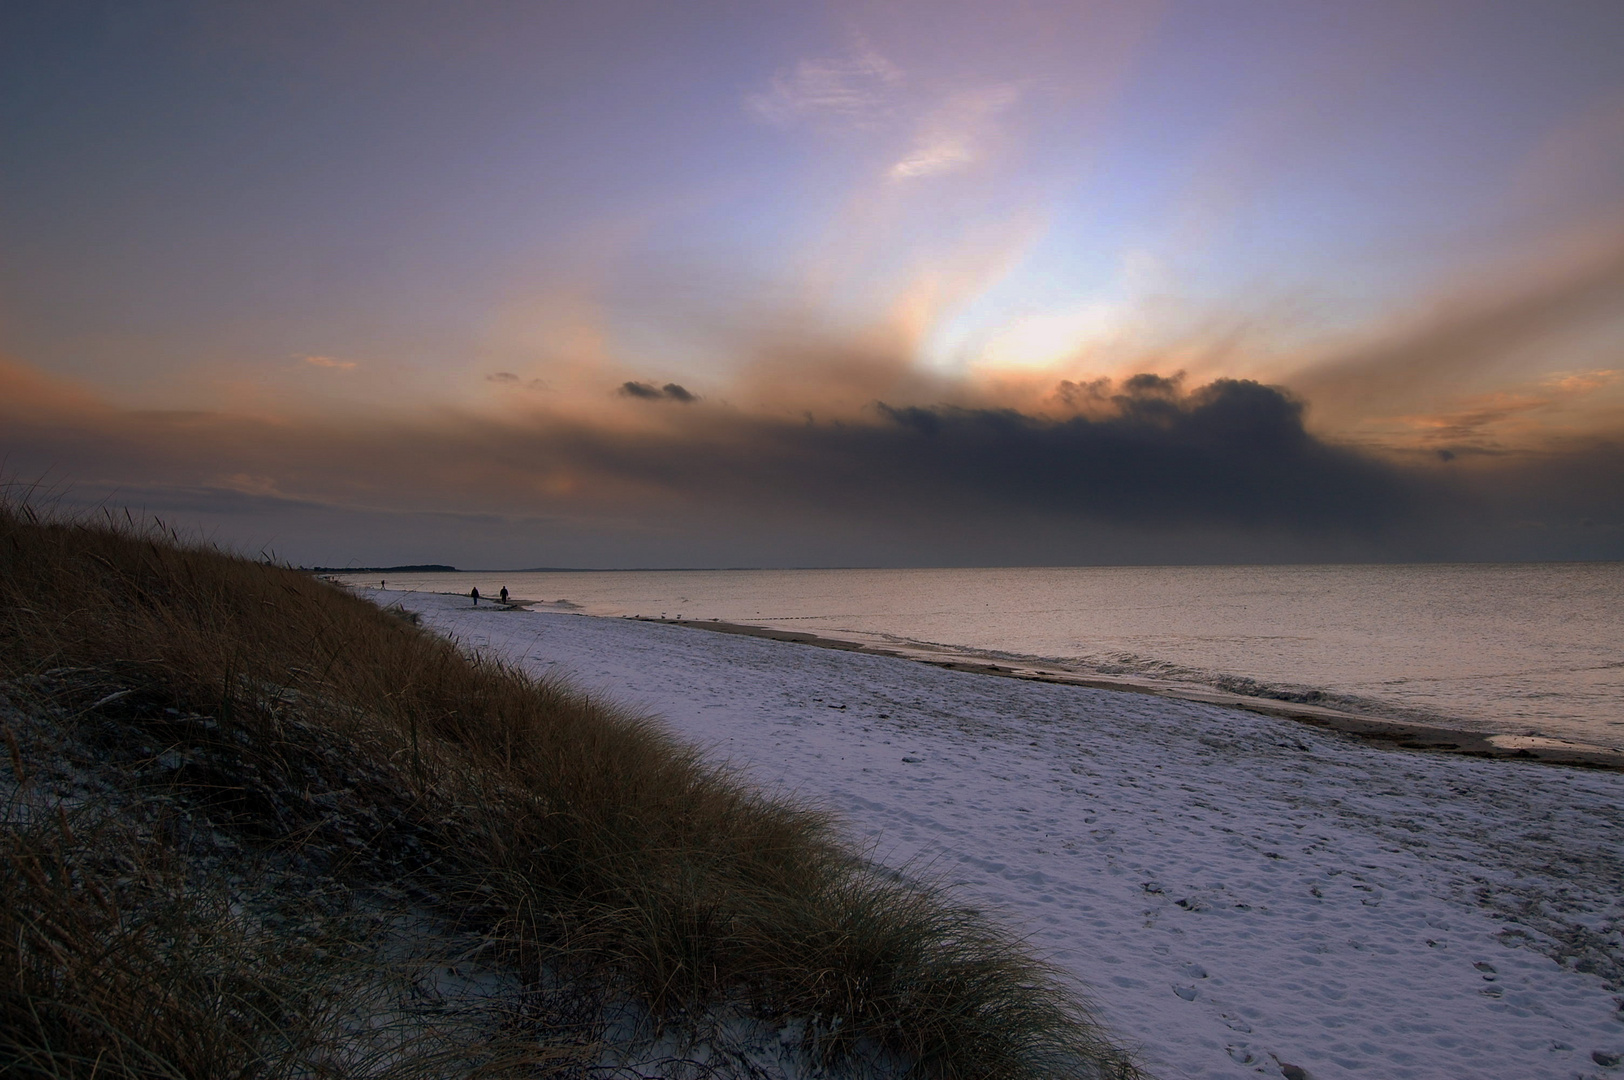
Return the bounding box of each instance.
[635,616,1624,771]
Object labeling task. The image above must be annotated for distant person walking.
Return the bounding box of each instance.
[471,586,480,606]
[380,579,386,590]
[499,586,509,604]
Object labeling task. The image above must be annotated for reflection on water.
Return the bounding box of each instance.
[340,563,1624,749]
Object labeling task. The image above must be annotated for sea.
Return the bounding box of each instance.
[337,563,1624,751]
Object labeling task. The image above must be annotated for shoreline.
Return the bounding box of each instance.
[401,590,1624,1079]
[621,614,1624,771]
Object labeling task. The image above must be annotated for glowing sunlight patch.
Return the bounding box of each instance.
[974,302,1126,372]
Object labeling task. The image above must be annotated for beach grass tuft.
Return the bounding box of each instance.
[0,501,1144,1079]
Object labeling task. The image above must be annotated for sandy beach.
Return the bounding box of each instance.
[398,590,1624,1080]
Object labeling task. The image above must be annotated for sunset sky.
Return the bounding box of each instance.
[3,0,1622,567]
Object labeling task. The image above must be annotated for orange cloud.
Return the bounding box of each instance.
[1284,223,1624,448]
[0,356,113,419]
[6,341,1622,567]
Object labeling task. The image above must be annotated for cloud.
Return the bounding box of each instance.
[888,141,973,179]
[1370,368,1624,458]
[0,356,109,416]
[1288,227,1624,432]
[1544,368,1623,395]
[301,355,358,370]
[222,473,285,497]
[4,353,1620,566]
[618,380,697,403]
[888,84,1019,180]
[487,371,550,392]
[747,35,902,129]
[860,377,1410,531]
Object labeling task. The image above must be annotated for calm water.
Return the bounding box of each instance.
[340,564,1624,750]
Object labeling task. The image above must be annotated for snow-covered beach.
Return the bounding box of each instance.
[396,591,1624,1080]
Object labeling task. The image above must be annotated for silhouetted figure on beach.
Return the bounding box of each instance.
[471,586,480,606]
[380,580,386,590]
[500,586,509,604]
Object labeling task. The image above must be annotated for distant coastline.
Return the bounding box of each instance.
[328,565,788,573]
[304,563,458,574]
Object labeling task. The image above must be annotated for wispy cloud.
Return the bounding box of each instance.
[301,355,358,370]
[1546,368,1623,395]
[748,41,1020,179]
[747,35,902,129]
[889,84,1019,180]
[487,371,550,392]
[222,473,285,497]
[1389,369,1624,456]
[1286,225,1624,437]
[888,139,972,179]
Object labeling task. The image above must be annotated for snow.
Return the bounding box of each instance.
[395,592,1624,1080]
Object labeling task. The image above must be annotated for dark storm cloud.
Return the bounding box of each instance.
[619,381,698,402]
[850,379,1410,530]
[556,377,1413,539]
[3,356,1618,565]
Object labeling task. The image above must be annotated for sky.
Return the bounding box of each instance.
[2,0,1622,567]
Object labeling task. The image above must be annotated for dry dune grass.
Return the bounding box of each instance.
[0,502,1143,1079]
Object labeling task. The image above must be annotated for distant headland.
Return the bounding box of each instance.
[302,564,457,573]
